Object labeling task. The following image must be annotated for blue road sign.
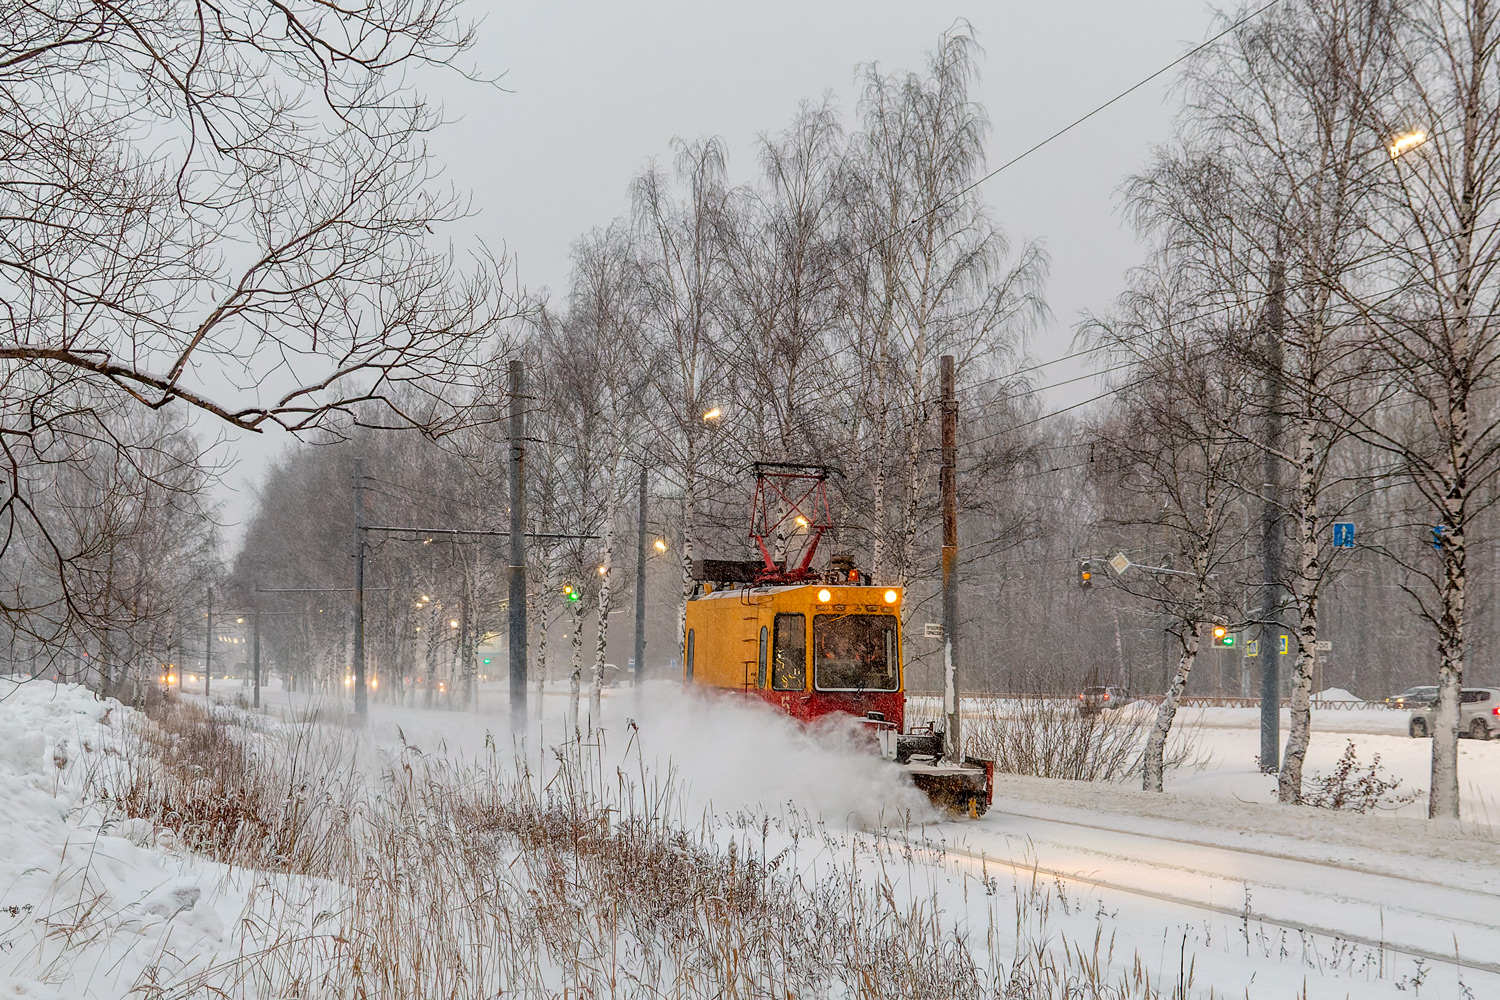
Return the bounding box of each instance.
[1332,522,1355,547]
[1433,525,1448,550]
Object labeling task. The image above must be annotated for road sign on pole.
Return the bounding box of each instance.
[1278,635,1290,655]
[1332,522,1355,547]
[924,622,944,639]
[1314,640,1332,652]
[1108,552,1131,575]
[1245,639,1259,657]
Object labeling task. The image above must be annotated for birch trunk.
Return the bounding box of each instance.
[1429,22,1481,817]
[1278,413,1321,803]
[1432,508,1467,819]
[1142,626,1202,793]
[590,472,626,727]
[536,544,555,703]
[676,440,698,676]
[567,596,584,732]
[1143,538,1214,792]
[869,307,892,581]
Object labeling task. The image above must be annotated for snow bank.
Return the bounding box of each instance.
[0,679,246,998]
[1313,686,1362,702]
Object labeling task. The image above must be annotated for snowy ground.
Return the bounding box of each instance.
[1,676,1497,997]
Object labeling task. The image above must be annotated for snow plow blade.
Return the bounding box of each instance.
[901,757,994,818]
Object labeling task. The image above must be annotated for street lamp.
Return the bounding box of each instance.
[1389,129,1428,159]
[654,538,667,553]
[702,407,722,422]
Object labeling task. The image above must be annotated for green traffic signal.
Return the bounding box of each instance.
[482,657,491,665]
[1222,635,1235,647]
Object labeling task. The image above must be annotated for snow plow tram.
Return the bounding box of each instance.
[683,463,993,816]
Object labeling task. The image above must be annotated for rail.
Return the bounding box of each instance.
[904,692,1401,710]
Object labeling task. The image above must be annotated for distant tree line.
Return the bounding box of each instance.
[7,4,1500,819]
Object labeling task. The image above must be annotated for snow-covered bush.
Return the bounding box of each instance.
[1301,740,1420,813]
[960,699,1206,782]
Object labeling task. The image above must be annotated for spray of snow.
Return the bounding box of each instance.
[324,680,933,828]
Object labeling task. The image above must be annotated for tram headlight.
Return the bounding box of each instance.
[817,589,831,602]
[883,590,898,604]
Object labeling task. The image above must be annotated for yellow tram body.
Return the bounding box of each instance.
[683,583,907,730]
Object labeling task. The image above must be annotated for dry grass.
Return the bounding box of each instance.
[932,699,1208,783]
[86,700,1210,998]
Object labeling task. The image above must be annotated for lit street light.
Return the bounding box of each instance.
[654,538,667,553]
[1389,129,1428,159]
[702,407,722,421]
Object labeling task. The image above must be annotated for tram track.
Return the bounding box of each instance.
[912,809,1500,979]
[936,840,1500,977]
[984,804,1500,899]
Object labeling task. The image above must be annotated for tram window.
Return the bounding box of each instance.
[812,614,899,692]
[685,629,695,682]
[757,626,768,688]
[771,613,806,691]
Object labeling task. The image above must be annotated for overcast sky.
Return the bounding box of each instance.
[215,0,1226,540]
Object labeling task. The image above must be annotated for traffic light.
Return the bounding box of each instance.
[1211,625,1235,648]
[1078,559,1093,589]
[563,583,580,602]
[482,657,491,665]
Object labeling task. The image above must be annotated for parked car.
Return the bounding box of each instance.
[1077,685,1129,716]
[1386,685,1439,710]
[1407,687,1500,740]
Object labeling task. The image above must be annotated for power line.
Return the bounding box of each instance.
[832,1,1284,281]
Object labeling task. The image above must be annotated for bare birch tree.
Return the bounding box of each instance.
[1085,268,1258,791]
[1341,0,1500,818]
[632,139,732,661]
[1126,0,1398,801]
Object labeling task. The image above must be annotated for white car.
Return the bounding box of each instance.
[1408,687,1500,740]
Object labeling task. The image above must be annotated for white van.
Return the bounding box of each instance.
[1408,687,1500,740]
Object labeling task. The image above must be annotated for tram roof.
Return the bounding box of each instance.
[690,582,899,601]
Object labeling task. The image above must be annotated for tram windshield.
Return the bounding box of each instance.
[812,614,899,692]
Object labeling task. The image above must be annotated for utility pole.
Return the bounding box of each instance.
[633,465,648,689]
[1260,260,1285,772]
[252,607,261,709]
[508,360,528,727]
[940,355,961,761]
[353,457,368,718]
[204,586,212,699]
